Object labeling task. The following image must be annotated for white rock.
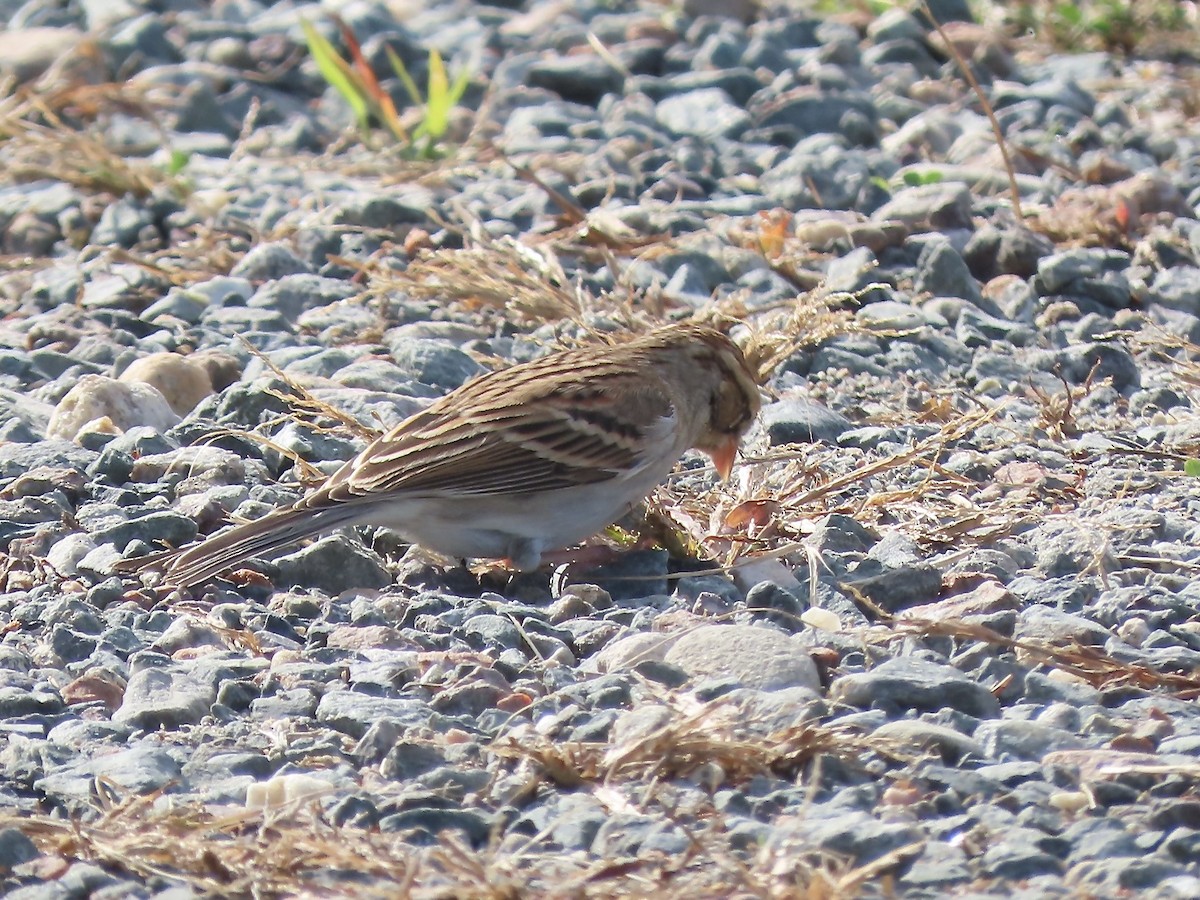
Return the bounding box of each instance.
[119,352,213,415]
[732,556,803,594]
[801,607,841,632]
[45,534,97,576]
[46,374,180,441]
[246,773,331,810]
[587,631,681,673]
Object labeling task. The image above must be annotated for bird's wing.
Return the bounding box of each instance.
[304,362,677,507]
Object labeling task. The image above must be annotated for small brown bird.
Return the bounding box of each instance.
[119,322,761,588]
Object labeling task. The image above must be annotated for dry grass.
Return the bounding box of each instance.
[494,695,895,788]
[3,689,912,899]
[880,601,1200,700]
[0,98,171,199]
[1131,321,1200,393]
[651,397,1060,576]
[3,801,869,899]
[378,242,582,323]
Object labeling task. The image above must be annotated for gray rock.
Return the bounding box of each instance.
[332,192,431,229]
[273,535,391,594]
[922,0,973,24]
[548,794,609,851]
[388,338,485,391]
[760,137,873,210]
[974,720,1087,761]
[1014,605,1110,647]
[745,581,805,620]
[963,224,1053,279]
[230,242,313,280]
[1057,341,1140,390]
[590,632,680,672]
[200,309,294,340]
[90,197,156,247]
[1065,818,1138,862]
[981,830,1064,879]
[380,741,447,781]
[915,238,983,304]
[873,182,973,230]
[832,657,1001,718]
[628,68,763,106]
[0,826,38,870]
[527,55,622,105]
[113,661,215,729]
[661,625,821,692]
[764,810,924,866]
[593,814,689,858]
[250,687,318,720]
[246,274,355,320]
[824,246,878,293]
[35,746,182,813]
[574,549,670,602]
[89,509,198,552]
[270,419,360,463]
[760,397,852,445]
[329,359,413,393]
[46,534,98,577]
[657,88,748,141]
[957,305,1036,347]
[1069,857,1194,895]
[0,670,63,717]
[183,274,255,308]
[840,532,941,612]
[315,692,430,738]
[378,807,492,845]
[1034,247,1130,293]
[754,89,878,145]
[856,300,927,331]
[899,840,971,890]
[1147,266,1200,316]
[464,614,524,652]
[873,720,983,762]
[110,14,180,66]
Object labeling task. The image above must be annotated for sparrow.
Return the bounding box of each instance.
[117,322,761,588]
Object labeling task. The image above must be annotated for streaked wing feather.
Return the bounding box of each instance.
[350,438,607,496]
[306,367,676,507]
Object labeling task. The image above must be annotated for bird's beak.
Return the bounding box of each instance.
[709,436,739,481]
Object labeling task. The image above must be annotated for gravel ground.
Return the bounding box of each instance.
[2,0,1200,897]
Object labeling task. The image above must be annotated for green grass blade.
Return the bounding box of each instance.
[422,47,450,139]
[301,19,370,132]
[385,45,424,107]
[448,58,471,107]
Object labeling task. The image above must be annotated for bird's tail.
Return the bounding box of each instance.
[114,505,362,589]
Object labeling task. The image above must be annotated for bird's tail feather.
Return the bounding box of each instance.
[120,505,363,588]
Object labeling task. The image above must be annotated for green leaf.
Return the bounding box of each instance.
[1185,458,1200,477]
[420,48,451,140]
[448,58,472,107]
[166,149,190,175]
[385,45,424,107]
[901,169,943,187]
[1055,3,1083,27]
[301,19,370,133]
